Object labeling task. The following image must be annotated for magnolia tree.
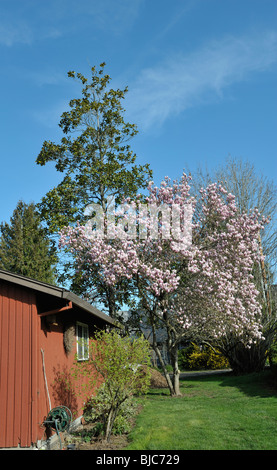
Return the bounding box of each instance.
[60,173,267,396]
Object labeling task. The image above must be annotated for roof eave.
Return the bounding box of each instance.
[0,269,116,327]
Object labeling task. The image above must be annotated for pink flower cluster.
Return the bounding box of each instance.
[59,173,267,345]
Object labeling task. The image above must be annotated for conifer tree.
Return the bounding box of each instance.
[0,200,57,284]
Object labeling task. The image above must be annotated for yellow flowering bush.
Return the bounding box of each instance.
[179,343,229,370]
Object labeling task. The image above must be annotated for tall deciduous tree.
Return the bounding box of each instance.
[0,201,57,283]
[36,63,152,311]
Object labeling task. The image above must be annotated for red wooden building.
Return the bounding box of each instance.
[0,269,116,448]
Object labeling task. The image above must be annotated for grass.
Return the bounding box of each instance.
[126,370,277,450]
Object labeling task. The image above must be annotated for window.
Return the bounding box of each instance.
[76,322,89,360]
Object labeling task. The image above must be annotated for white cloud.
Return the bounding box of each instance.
[0,20,33,46]
[126,31,277,131]
[0,0,144,47]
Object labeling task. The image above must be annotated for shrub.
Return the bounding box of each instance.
[72,330,151,441]
[268,339,277,378]
[178,343,229,370]
[178,344,195,370]
[205,347,230,370]
[83,384,138,437]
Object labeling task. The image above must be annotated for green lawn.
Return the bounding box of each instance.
[126,370,277,450]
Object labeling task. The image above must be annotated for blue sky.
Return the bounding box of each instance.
[1,0,276,226]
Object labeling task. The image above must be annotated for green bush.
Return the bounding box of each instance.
[178,344,196,370]
[268,340,277,378]
[178,343,229,370]
[72,330,151,441]
[83,384,138,437]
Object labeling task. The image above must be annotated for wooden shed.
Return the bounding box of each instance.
[0,269,116,448]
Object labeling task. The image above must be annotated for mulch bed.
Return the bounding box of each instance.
[76,434,129,450]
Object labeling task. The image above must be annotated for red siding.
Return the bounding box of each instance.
[0,282,38,447]
[0,279,96,448]
[37,320,93,427]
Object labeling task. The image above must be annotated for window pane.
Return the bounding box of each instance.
[77,324,82,359]
[83,326,89,359]
[76,322,89,360]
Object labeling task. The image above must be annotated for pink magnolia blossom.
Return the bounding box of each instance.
[60,173,267,346]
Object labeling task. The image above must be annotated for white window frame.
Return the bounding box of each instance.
[76,322,89,361]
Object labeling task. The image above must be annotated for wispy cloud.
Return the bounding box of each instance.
[0,4,61,47]
[84,0,144,35]
[0,0,144,47]
[0,20,33,46]
[126,31,277,131]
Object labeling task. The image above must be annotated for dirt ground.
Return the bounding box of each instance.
[64,412,134,450]
[76,434,129,450]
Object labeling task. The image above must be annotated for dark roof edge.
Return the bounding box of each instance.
[0,268,65,296]
[0,269,116,326]
[62,290,116,325]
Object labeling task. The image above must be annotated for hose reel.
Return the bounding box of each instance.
[44,406,72,449]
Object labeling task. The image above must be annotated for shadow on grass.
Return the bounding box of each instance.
[180,369,277,399]
[146,389,172,397]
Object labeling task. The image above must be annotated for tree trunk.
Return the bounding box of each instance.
[150,306,182,396]
[152,343,175,396]
[165,314,182,396]
[150,316,179,396]
[107,285,117,318]
[105,406,118,442]
[152,342,182,396]
[170,346,181,396]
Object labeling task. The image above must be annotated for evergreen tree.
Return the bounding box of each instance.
[0,201,57,284]
[36,63,152,232]
[35,63,152,313]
